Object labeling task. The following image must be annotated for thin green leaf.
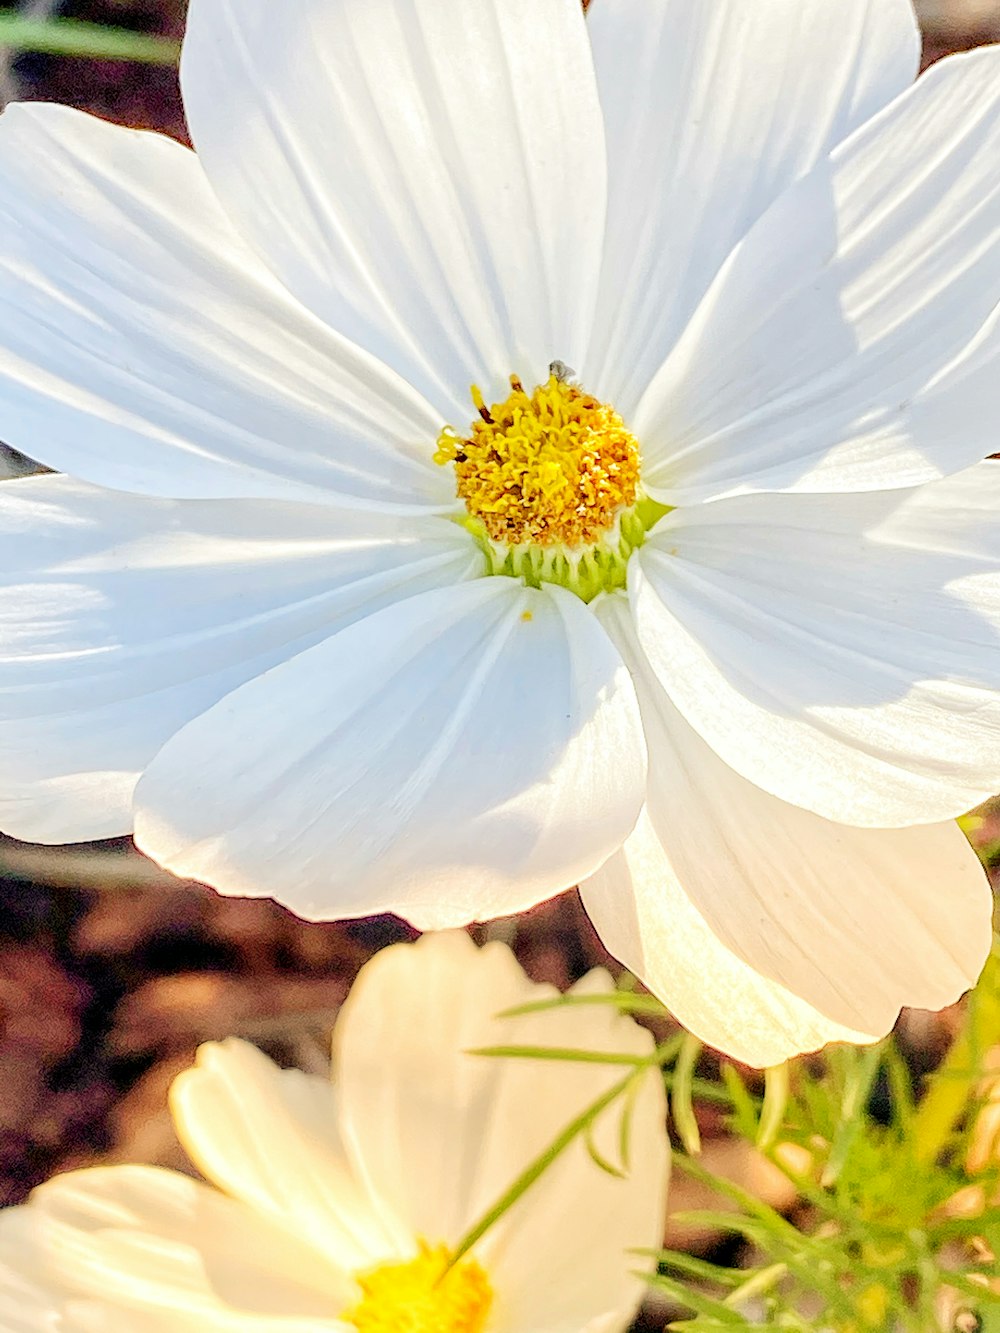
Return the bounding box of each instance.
[444,1066,644,1273]
[618,1075,639,1174]
[0,16,179,64]
[822,1043,883,1187]
[643,1272,747,1324]
[645,1248,749,1288]
[662,1076,736,1109]
[719,1061,761,1138]
[584,1122,627,1179]
[672,1033,703,1154]
[667,1321,750,1333]
[883,1039,916,1136]
[914,940,1000,1165]
[758,1062,790,1150]
[671,1154,806,1245]
[466,1043,652,1067]
[724,1262,789,1309]
[498,991,669,1019]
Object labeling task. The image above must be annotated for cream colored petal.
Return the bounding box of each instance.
[171,1040,407,1272]
[0,1216,63,1330]
[582,816,879,1069]
[333,931,668,1333]
[7,1166,352,1323]
[65,1308,351,1333]
[484,971,668,1333]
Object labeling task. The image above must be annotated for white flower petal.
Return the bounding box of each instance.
[11,1167,352,1321]
[485,988,666,1333]
[1,1238,349,1333]
[584,0,918,415]
[170,1040,406,1273]
[181,0,606,416]
[333,932,667,1333]
[0,102,450,509]
[635,47,1000,502]
[0,476,475,844]
[581,597,992,1067]
[0,1226,62,1331]
[633,462,1000,826]
[135,580,646,927]
[582,824,872,1071]
[62,1308,349,1333]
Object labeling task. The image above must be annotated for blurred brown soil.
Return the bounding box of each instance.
[0,837,619,1204]
[10,0,188,138]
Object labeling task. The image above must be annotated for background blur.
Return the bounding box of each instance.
[1,2,1000,1328]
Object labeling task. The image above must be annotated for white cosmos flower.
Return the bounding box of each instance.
[0,931,668,1333]
[0,0,998,1066]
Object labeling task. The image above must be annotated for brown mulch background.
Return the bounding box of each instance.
[0,836,617,1206]
[2,6,1000,1326]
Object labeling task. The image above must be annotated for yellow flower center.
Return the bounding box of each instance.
[435,367,670,601]
[435,369,640,549]
[343,1242,493,1333]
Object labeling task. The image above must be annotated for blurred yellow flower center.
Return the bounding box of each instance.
[435,368,640,549]
[343,1242,493,1333]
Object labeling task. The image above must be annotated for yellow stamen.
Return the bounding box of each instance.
[435,372,640,549]
[342,1242,493,1333]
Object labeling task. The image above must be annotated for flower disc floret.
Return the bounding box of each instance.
[343,1241,492,1333]
[435,371,640,549]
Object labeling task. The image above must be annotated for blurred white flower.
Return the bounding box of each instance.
[0,931,668,1332]
[0,0,998,1064]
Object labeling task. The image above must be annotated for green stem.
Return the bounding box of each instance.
[443,1063,649,1274]
[757,1062,790,1150]
[0,16,180,63]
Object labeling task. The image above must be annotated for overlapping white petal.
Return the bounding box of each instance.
[171,1041,406,1274]
[1,934,668,1333]
[582,597,993,1067]
[182,0,606,417]
[62,1307,346,1333]
[333,933,546,1247]
[0,102,452,509]
[0,0,995,1075]
[0,476,477,843]
[0,1228,63,1332]
[334,931,667,1333]
[584,0,920,414]
[633,462,1000,827]
[636,46,1000,502]
[582,816,873,1071]
[5,1168,352,1321]
[135,580,646,926]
